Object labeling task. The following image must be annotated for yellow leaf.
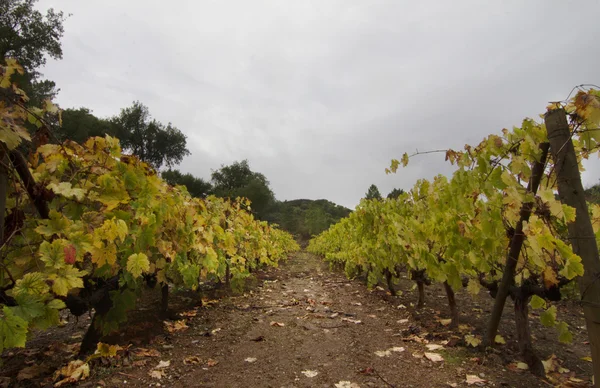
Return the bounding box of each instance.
[126,253,150,278]
[464,334,481,347]
[95,342,122,357]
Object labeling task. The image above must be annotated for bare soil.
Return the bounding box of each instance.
[0,251,594,387]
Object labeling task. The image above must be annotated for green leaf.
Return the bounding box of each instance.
[11,294,46,321]
[557,321,573,343]
[562,204,576,223]
[559,255,584,280]
[35,210,71,237]
[30,305,60,330]
[47,299,66,310]
[12,273,49,297]
[401,153,409,167]
[0,306,28,352]
[179,264,200,289]
[48,266,86,296]
[530,295,547,310]
[126,253,150,278]
[47,182,87,201]
[540,305,557,327]
[202,247,220,273]
[466,279,481,295]
[39,239,69,269]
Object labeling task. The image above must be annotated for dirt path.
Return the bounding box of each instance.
[87,251,567,388]
[2,252,592,387]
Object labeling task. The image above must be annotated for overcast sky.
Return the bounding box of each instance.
[36,0,600,208]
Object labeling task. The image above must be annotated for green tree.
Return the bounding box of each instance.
[111,101,190,170]
[266,199,351,239]
[365,184,382,200]
[305,203,332,236]
[387,188,405,199]
[211,160,275,219]
[56,107,115,143]
[0,0,67,104]
[161,169,212,198]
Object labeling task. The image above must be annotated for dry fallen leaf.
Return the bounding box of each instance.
[458,324,472,332]
[53,360,90,387]
[426,344,444,351]
[134,348,161,357]
[516,362,529,370]
[245,357,257,363]
[439,318,452,326]
[424,352,444,362]
[270,321,285,327]
[164,320,188,333]
[375,350,392,357]
[465,374,487,385]
[183,356,203,365]
[201,298,219,307]
[542,354,570,374]
[155,360,171,369]
[335,381,360,388]
[301,370,319,378]
[148,370,165,380]
[397,319,409,324]
[341,317,362,324]
[206,359,219,367]
[180,310,197,317]
[464,335,481,347]
[404,334,428,344]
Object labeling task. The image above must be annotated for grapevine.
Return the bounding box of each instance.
[309,88,600,374]
[0,58,299,355]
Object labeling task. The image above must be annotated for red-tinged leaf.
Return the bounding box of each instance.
[64,245,76,265]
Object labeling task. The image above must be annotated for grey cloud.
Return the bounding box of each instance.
[37,0,600,208]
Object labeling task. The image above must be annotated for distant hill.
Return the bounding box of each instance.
[264,199,352,240]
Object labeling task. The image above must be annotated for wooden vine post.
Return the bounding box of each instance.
[545,108,600,386]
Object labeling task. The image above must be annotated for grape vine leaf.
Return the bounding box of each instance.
[556,321,573,343]
[127,253,150,278]
[530,295,547,310]
[48,266,86,296]
[47,182,86,201]
[12,273,49,296]
[0,306,28,352]
[540,306,557,327]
